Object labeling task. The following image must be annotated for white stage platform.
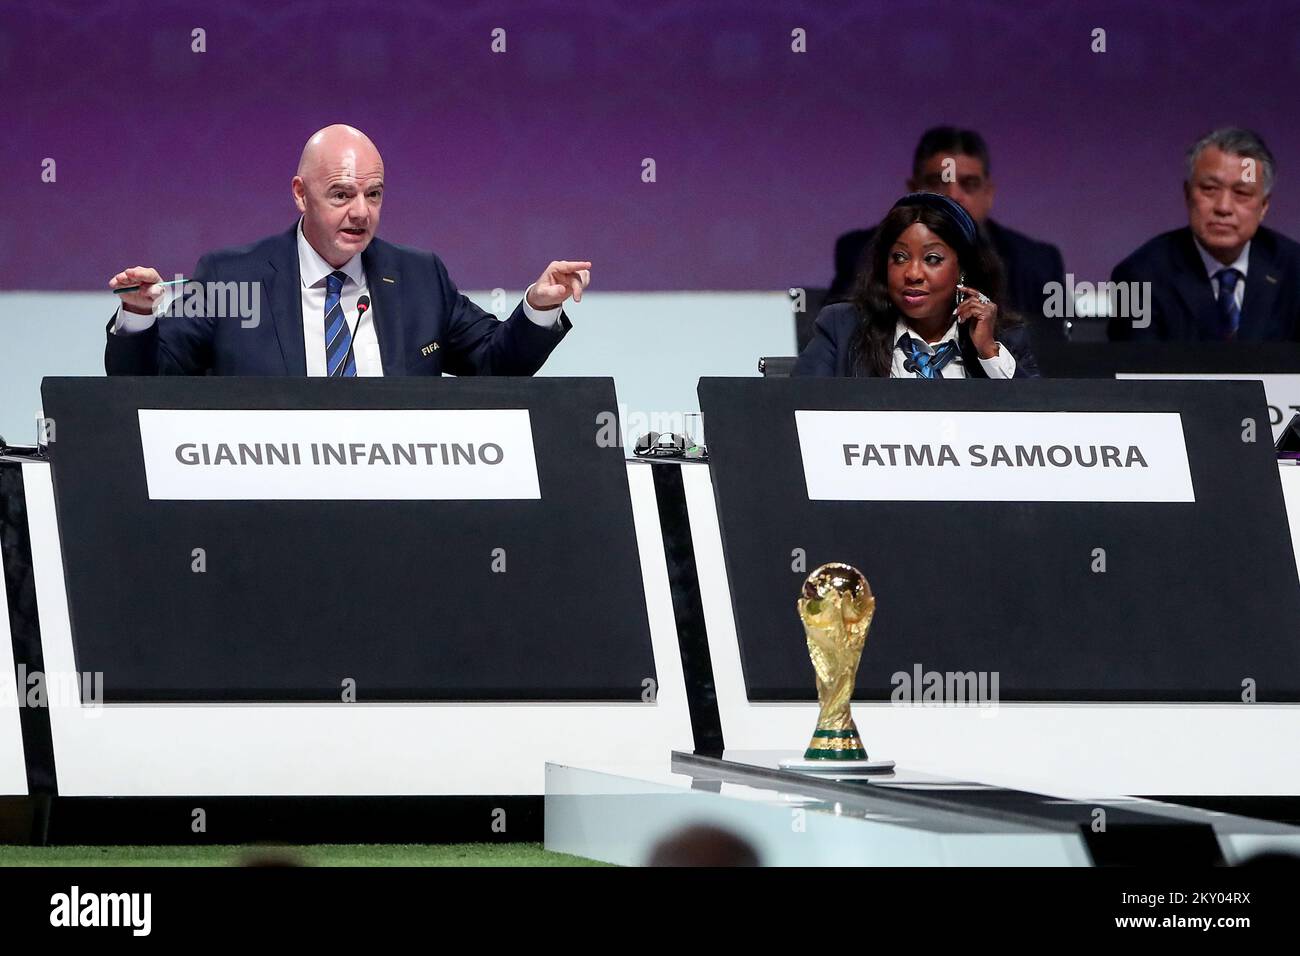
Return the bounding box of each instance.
[546,751,1300,867]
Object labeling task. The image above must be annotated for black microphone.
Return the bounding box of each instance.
[335,295,370,376]
[899,334,918,375]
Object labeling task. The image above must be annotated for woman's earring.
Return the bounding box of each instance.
[955,273,966,309]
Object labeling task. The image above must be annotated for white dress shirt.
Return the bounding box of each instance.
[112,219,564,376]
[1193,237,1249,311]
[890,319,1016,379]
[298,223,381,375]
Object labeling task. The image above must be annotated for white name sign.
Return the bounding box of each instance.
[138,409,541,500]
[1116,372,1300,440]
[796,410,1195,502]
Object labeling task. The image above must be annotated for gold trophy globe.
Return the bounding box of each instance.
[780,562,894,773]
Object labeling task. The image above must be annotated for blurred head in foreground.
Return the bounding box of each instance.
[646,824,761,866]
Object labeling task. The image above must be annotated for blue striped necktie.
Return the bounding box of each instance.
[1214,267,1242,340]
[899,333,959,379]
[324,270,357,377]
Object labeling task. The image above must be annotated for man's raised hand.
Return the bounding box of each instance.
[526,260,592,310]
[109,266,165,315]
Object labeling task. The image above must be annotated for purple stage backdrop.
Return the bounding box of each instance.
[6,0,1300,292]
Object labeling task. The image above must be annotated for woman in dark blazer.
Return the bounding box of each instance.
[795,193,1040,378]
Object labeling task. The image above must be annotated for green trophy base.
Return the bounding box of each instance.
[803,727,865,760]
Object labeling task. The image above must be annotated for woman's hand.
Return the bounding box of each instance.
[954,285,1000,360]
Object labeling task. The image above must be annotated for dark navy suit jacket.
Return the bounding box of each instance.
[793,303,1041,378]
[104,224,570,376]
[1106,225,1300,342]
[829,218,1067,344]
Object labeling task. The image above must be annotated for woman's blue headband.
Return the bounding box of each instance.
[891,192,979,248]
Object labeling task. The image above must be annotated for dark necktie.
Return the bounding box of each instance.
[324,270,357,377]
[1214,267,1242,341]
[898,333,959,379]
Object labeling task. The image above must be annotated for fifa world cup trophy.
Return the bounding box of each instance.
[797,562,876,760]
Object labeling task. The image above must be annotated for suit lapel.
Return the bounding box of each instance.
[1170,229,1222,340]
[266,225,306,375]
[362,240,406,375]
[1241,234,1280,341]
